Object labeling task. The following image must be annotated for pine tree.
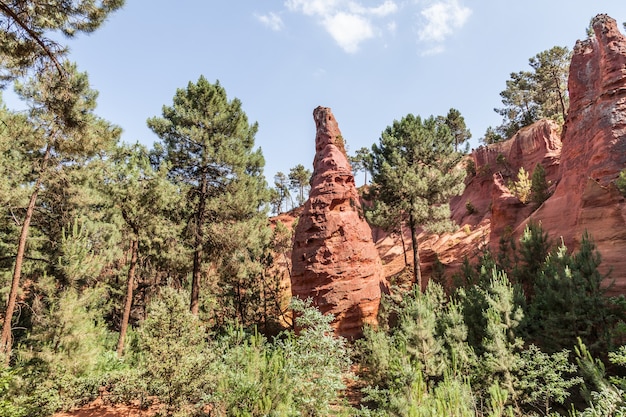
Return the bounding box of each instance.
[273,171,291,213]
[528,232,614,355]
[147,77,268,315]
[0,0,124,85]
[100,143,183,356]
[438,108,472,153]
[531,162,550,205]
[494,46,571,139]
[367,113,465,288]
[508,167,532,204]
[512,221,551,300]
[288,164,311,206]
[349,146,372,185]
[0,63,120,362]
[479,269,524,407]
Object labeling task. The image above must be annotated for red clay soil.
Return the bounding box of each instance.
[53,397,159,417]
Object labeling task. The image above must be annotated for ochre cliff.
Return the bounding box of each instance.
[291,106,387,339]
[418,14,626,290]
[280,14,626,313]
[522,14,626,292]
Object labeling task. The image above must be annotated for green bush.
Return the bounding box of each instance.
[616,169,626,197]
[465,200,476,214]
[508,167,532,203]
[138,287,214,415]
[531,163,550,204]
[465,158,476,177]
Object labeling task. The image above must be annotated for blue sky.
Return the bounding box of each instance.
[5,1,626,185]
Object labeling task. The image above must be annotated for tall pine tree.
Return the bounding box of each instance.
[0,62,120,362]
[147,77,268,315]
[367,113,465,289]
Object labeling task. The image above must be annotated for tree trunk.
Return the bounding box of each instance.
[408,213,422,291]
[117,236,138,357]
[554,72,567,122]
[190,176,208,315]
[399,222,408,267]
[1,143,51,363]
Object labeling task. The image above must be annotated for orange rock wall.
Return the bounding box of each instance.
[524,15,626,292]
[291,107,387,339]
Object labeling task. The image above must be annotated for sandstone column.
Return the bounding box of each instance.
[291,106,387,339]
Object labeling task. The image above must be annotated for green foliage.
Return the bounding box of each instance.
[465,156,476,177]
[272,171,291,213]
[437,107,472,153]
[366,112,465,286]
[482,126,504,145]
[508,167,532,203]
[531,163,550,204]
[466,200,476,214]
[517,345,581,415]
[57,218,111,287]
[493,46,571,140]
[5,285,126,416]
[512,221,551,300]
[350,146,372,185]
[148,76,268,315]
[138,287,213,414]
[280,298,352,416]
[359,276,584,417]
[526,232,614,356]
[0,0,125,85]
[358,283,477,415]
[574,340,626,416]
[288,163,312,206]
[205,298,351,417]
[478,269,525,403]
[616,169,626,197]
[0,367,26,417]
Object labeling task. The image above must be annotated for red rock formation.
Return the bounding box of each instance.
[522,14,626,292]
[291,107,387,339]
[281,15,626,300]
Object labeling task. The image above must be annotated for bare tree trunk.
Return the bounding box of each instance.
[117,236,138,357]
[1,143,51,364]
[399,222,408,267]
[190,247,202,316]
[408,213,422,291]
[190,176,208,315]
[554,72,567,121]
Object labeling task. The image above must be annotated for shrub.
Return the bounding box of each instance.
[465,157,476,177]
[138,287,214,415]
[531,163,550,204]
[616,169,626,197]
[278,298,352,416]
[465,200,476,214]
[508,167,532,203]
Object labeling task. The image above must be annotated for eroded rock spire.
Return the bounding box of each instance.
[291,106,387,339]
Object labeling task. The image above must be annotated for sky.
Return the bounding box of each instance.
[5,1,626,186]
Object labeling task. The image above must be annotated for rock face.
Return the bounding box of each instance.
[448,119,563,255]
[524,14,626,292]
[279,15,626,305]
[291,106,387,339]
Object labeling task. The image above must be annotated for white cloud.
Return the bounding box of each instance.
[362,1,398,17]
[284,0,398,53]
[256,12,285,31]
[323,12,374,53]
[285,0,340,16]
[418,0,471,44]
[420,44,445,56]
